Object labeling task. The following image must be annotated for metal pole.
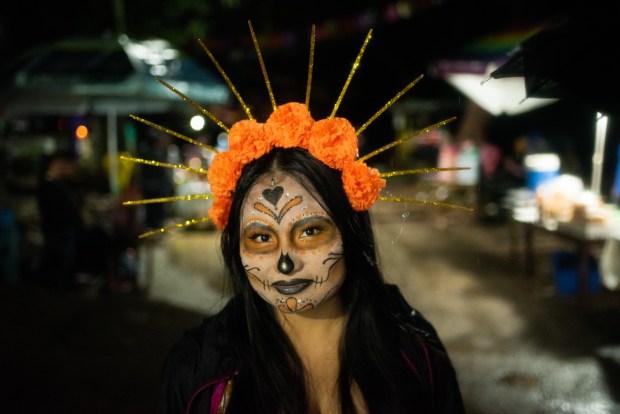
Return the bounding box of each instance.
[113,0,127,35]
[107,107,120,196]
[591,112,608,195]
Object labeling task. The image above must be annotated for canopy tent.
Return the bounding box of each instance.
[428,24,558,116]
[0,34,231,194]
[488,7,620,195]
[488,12,620,114]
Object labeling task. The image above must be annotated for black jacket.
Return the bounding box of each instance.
[158,284,465,413]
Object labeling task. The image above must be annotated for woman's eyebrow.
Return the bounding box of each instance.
[242,221,273,232]
[291,215,333,230]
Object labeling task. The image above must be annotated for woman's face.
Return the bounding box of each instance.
[239,173,345,314]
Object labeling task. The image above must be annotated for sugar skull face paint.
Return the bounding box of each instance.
[240,174,345,314]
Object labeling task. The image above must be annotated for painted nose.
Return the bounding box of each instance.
[277,252,294,274]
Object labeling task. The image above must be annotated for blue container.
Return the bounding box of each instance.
[524,153,560,191]
[551,251,601,295]
[526,169,560,191]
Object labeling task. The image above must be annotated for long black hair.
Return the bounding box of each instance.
[220,147,427,413]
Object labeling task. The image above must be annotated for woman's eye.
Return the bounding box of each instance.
[252,234,271,243]
[291,217,337,249]
[301,227,320,237]
[241,224,278,252]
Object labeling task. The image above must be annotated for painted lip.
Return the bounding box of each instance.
[271,279,312,295]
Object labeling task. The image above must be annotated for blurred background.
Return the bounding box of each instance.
[1,0,620,413]
[2,0,618,282]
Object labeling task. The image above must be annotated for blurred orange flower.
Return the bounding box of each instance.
[342,161,386,211]
[207,151,242,197]
[308,117,357,170]
[209,195,232,230]
[265,102,314,148]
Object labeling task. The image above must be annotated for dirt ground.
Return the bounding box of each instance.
[2,198,620,413]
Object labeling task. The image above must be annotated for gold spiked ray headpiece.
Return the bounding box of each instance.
[122,21,472,238]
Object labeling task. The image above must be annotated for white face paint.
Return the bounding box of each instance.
[239,173,345,314]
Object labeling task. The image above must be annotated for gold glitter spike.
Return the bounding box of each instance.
[197,38,254,120]
[120,155,208,175]
[329,29,373,119]
[380,167,469,178]
[129,115,219,153]
[358,117,457,163]
[305,25,316,108]
[123,194,214,206]
[356,74,424,135]
[378,196,474,211]
[248,21,277,111]
[155,78,230,133]
[138,216,212,238]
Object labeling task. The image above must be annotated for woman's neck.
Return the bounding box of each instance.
[275,295,352,414]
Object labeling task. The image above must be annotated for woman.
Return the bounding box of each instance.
[135,22,467,413]
[158,145,465,413]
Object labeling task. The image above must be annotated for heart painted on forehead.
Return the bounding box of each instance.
[262,186,284,207]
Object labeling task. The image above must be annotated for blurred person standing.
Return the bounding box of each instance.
[139,132,174,230]
[36,150,85,289]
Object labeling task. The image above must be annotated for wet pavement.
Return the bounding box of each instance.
[2,196,620,413]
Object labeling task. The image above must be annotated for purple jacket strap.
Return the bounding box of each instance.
[420,340,434,401]
[185,371,236,414]
[210,379,228,414]
[401,339,435,404]
[401,349,423,383]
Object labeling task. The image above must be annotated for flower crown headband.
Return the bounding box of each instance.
[122,22,472,238]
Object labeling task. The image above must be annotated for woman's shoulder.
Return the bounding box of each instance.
[158,300,241,414]
[165,298,241,378]
[385,284,466,412]
[384,283,452,360]
[384,284,440,336]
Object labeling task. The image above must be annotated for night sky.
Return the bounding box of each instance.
[0,1,603,92]
[1,0,615,118]
[0,0,586,65]
[1,1,607,104]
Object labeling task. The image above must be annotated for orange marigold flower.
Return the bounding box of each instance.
[341,161,386,211]
[209,195,232,230]
[265,102,314,148]
[205,102,385,230]
[308,118,357,170]
[208,151,243,198]
[228,119,272,163]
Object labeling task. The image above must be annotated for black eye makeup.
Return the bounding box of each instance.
[292,216,337,248]
[242,222,278,252]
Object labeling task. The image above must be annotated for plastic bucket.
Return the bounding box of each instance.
[524,153,560,191]
[551,250,601,295]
